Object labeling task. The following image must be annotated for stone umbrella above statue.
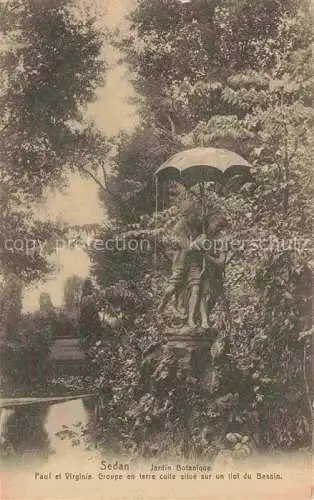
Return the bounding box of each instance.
[154,147,252,188]
[154,147,252,236]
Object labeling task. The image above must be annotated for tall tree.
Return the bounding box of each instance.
[78,278,104,350]
[0,0,106,194]
[39,292,54,315]
[0,273,23,340]
[121,0,302,134]
[63,274,84,316]
[0,0,107,281]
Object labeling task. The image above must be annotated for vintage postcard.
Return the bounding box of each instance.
[0,0,312,499]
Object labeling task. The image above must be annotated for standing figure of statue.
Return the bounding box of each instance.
[158,200,203,319]
[186,214,229,329]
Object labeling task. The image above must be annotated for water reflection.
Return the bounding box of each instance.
[46,399,91,454]
[0,398,93,467]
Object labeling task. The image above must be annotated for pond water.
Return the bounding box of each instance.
[0,398,109,499]
[0,398,96,467]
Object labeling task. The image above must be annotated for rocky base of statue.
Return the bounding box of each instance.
[139,325,234,460]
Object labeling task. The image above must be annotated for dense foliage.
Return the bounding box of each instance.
[0,275,54,396]
[0,275,88,397]
[86,0,313,458]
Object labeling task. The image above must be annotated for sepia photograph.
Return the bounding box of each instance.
[0,1,312,499]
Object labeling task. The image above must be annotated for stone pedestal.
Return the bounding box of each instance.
[142,325,226,394]
[165,326,215,382]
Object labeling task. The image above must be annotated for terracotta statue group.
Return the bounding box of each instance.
[158,200,229,330]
